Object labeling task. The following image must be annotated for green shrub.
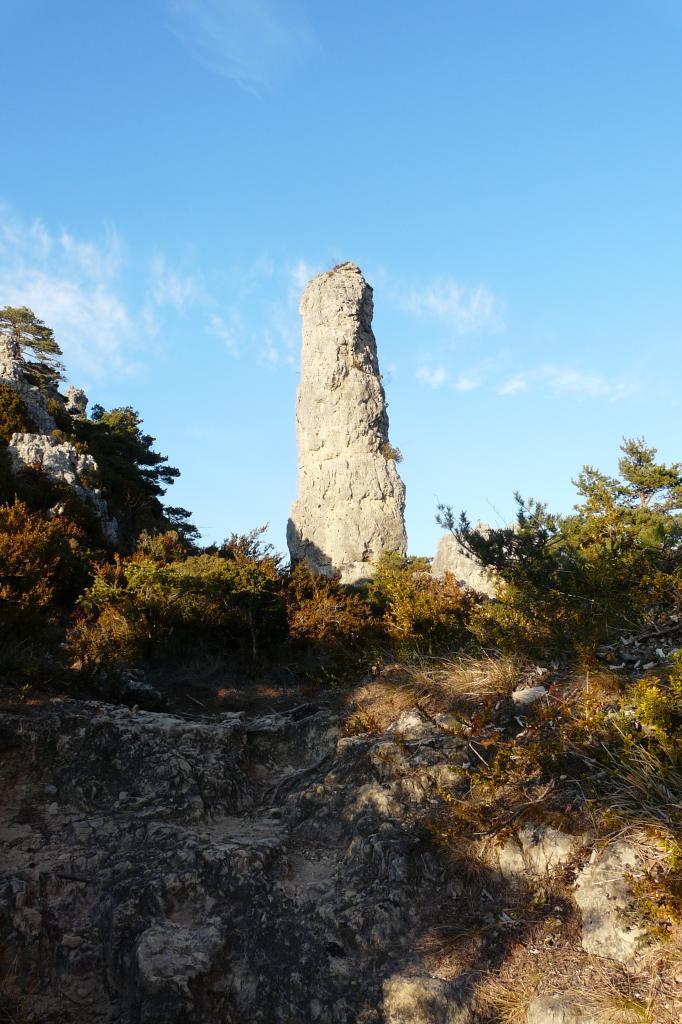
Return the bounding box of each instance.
[46,396,75,433]
[70,536,287,668]
[74,405,197,548]
[368,551,472,655]
[380,442,403,463]
[438,438,682,660]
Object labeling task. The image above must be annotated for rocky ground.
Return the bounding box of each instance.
[0,669,679,1024]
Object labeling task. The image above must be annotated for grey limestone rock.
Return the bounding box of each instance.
[526,994,596,1024]
[383,975,473,1023]
[432,531,496,597]
[8,432,118,543]
[1,698,671,1023]
[0,332,56,433]
[65,385,89,417]
[0,700,475,1024]
[497,824,583,882]
[288,262,407,585]
[574,839,650,967]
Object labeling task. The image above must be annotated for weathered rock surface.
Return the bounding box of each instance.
[1,333,118,541]
[432,533,495,598]
[64,385,89,417]
[0,699,477,1023]
[574,840,649,967]
[287,262,407,584]
[382,975,472,1023]
[0,333,56,433]
[526,994,595,1024]
[8,432,118,543]
[497,825,583,882]
[0,697,674,1023]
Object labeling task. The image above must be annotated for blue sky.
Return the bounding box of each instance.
[1,0,681,555]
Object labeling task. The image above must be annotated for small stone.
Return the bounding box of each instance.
[61,933,83,949]
[511,685,547,710]
[45,784,58,797]
[390,707,436,740]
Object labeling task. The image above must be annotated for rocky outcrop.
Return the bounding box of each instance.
[1,331,118,542]
[0,698,675,1024]
[8,433,118,543]
[0,700,473,1024]
[65,385,89,417]
[0,333,55,433]
[432,531,496,597]
[287,262,407,584]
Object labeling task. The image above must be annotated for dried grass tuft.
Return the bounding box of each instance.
[477,969,541,1024]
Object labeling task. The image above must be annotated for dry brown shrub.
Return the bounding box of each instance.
[347,653,522,732]
[287,563,381,668]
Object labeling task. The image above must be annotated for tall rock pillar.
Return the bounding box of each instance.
[287,262,407,584]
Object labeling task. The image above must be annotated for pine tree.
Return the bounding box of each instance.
[0,306,64,390]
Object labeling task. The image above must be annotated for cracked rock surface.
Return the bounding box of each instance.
[0,701,474,1023]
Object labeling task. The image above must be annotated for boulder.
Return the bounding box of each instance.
[432,532,496,597]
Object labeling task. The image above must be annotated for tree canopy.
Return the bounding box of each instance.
[75,405,198,547]
[0,306,64,390]
[436,438,682,656]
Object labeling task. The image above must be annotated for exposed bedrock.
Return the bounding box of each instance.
[0,700,669,1023]
[8,432,119,544]
[0,333,56,433]
[287,262,407,585]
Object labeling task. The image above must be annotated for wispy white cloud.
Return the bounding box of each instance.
[288,258,320,292]
[208,311,241,356]
[208,275,302,367]
[150,255,201,308]
[401,277,506,334]
[452,372,482,392]
[497,366,637,401]
[497,374,529,396]
[416,365,448,389]
[0,206,141,378]
[165,0,317,93]
[542,366,637,400]
[59,228,123,281]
